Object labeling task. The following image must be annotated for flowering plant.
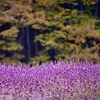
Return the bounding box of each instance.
[0,60,100,100]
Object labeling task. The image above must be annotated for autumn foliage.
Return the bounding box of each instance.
[0,0,100,64]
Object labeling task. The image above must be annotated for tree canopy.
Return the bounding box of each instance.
[0,0,100,64]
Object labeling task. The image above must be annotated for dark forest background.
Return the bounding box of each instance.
[0,0,100,65]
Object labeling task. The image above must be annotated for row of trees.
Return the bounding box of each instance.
[0,0,100,65]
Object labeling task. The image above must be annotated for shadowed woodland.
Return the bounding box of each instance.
[0,0,100,65]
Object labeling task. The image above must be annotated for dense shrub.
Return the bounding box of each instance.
[0,61,100,100]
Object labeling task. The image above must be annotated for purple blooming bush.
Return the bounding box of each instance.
[0,60,100,100]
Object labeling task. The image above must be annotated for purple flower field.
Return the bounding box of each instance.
[0,60,100,100]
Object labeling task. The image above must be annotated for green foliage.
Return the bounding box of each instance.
[35,6,100,62]
[0,26,19,40]
[2,53,25,64]
[0,0,100,64]
[82,0,99,5]
[0,0,33,63]
[1,42,23,51]
[30,50,50,66]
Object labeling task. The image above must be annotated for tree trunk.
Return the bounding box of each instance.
[11,34,15,56]
[95,3,98,17]
[20,27,25,55]
[78,0,83,11]
[19,28,24,45]
[26,26,31,63]
[34,30,38,56]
